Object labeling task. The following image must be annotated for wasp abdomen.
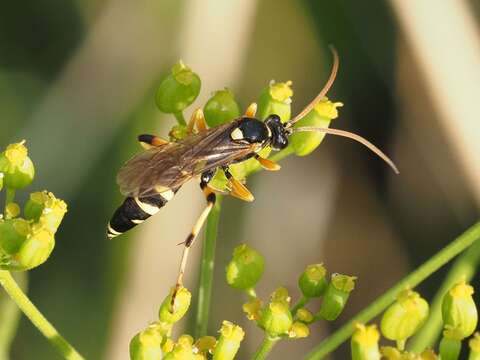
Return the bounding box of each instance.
[107,193,171,239]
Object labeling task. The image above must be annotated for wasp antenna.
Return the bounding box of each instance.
[292,126,400,174]
[287,45,339,127]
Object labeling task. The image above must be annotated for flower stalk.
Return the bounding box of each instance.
[252,335,280,360]
[0,270,84,360]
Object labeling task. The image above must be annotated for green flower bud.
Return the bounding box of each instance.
[38,194,67,234]
[163,334,195,360]
[0,218,30,255]
[5,202,20,219]
[351,324,381,360]
[10,224,55,270]
[156,61,201,114]
[225,244,264,290]
[0,141,35,190]
[439,328,462,360]
[129,326,163,360]
[296,308,314,323]
[442,280,478,339]
[288,321,310,339]
[271,287,291,304]
[380,289,429,347]
[158,287,191,324]
[242,298,263,321]
[291,98,343,156]
[257,81,293,121]
[468,332,480,360]
[24,191,50,221]
[204,89,241,127]
[194,336,216,356]
[298,263,327,298]
[318,273,356,321]
[212,321,244,360]
[260,300,293,337]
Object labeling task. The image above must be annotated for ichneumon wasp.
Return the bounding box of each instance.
[107,47,399,304]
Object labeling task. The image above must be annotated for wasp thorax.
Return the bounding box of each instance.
[265,114,289,150]
[231,118,270,144]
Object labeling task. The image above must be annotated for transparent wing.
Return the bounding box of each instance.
[117,121,256,197]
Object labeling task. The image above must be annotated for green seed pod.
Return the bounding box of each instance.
[24,191,50,221]
[380,289,429,345]
[0,218,30,255]
[297,308,314,323]
[298,263,328,298]
[155,61,201,114]
[351,324,381,360]
[158,287,191,324]
[37,193,67,234]
[129,326,163,360]
[10,224,55,270]
[318,274,356,321]
[257,80,293,122]
[225,244,264,290]
[291,98,343,157]
[242,298,263,321]
[260,300,293,337]
[439,328,462,360]
[204,89,241,127]
[442,280,478,339]
[288,321,310,339]
[212,321,245,360]
[0,141,35,190]
[468,332,480,360]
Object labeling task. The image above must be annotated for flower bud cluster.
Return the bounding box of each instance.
[0,141,67,271]
[130,286,244,360]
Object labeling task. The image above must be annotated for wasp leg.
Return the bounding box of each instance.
[171,169,216,308]
[244,103,257,117]
[223,166,254,202]
[187,108,208,134]
[137,134,169,149]
[254,154,281,171]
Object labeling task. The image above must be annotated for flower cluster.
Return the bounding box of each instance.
[130,286,244,360]
[0,141,67,270]
[226,244,356,343]
[351,280,479,360]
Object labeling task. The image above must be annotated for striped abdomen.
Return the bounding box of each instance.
[107,190,175,239]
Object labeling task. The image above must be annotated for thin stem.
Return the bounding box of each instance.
[173,111,187,126]
[291,296,309,316]
[408,237,480,352]
[246,287,257,300]
[0,270,84,360]
[0,272,27,359]
[194,195,223,338]
[4,188,15,215]
[252,335,280,360]
[304,221,480,360]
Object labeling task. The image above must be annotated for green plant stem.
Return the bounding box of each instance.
[252,336,280,360]
[304,221,480,360]
[173,111,186,126]
[0,272,27,360]
[408,236,480,353]
[291,296,309,316]
[0,270,84,360]
[246,287,257,299]
[194,195,223,338]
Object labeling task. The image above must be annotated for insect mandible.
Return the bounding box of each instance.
[107,47,399,302]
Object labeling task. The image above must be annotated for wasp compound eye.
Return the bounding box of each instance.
[265,114,289,150]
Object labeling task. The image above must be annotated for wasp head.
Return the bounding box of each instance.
[265,114,289,150]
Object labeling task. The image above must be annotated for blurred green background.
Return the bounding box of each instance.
[1,0,479,359]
